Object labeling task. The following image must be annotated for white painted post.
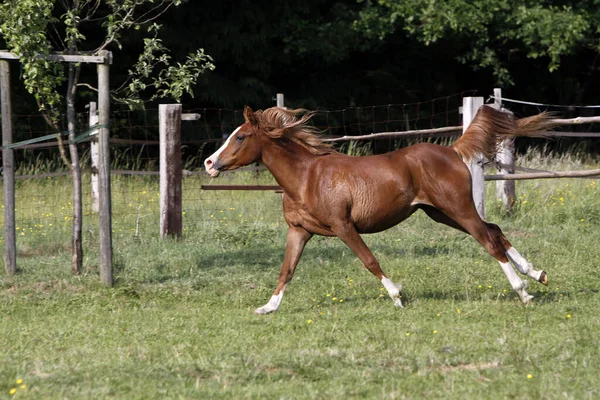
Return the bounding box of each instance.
[492,89,516,213]
[276,93,284,108]
[1,60,16,275]
[159,104,183,238]
[89,102,100,213]
[462,96,486,219]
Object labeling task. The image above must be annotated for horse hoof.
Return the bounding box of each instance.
[538,271,548,286]
[254,307,273,315]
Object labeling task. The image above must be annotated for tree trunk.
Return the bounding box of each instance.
[67,64,83,275]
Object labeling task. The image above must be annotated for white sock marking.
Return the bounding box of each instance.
[381,277,403,308]
[254,292,283,315]
[498,261,532,304]
[506,247,543,281]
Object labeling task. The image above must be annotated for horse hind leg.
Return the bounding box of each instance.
[424,204,536,304]
[476,223,544,304]
[487,222,548,285]
[504,241,548,285]
[497,260,533,304]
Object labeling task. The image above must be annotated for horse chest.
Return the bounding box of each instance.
[283,197,334,236]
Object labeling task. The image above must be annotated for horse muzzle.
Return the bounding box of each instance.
[204,157,223,177]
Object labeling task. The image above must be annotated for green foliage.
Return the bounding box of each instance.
[155,49,215,101]
[354,0,595,85]
[0,0,215,117]
[121,24,215,108]
[2,0,600,118]
[507,5,590,72]
[281,2,368,63]
[0,0,64,121]
[339,140,373,157]
[101,0,183,49]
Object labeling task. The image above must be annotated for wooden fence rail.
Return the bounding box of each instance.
[485,169,600,181]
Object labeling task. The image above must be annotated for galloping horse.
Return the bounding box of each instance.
[204,105,554,314]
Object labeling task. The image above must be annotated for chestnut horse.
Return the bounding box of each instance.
[204,105,554,314]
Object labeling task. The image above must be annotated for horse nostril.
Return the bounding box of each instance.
[206,159,213,166]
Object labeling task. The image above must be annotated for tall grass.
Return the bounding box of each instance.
[0,151,599,399]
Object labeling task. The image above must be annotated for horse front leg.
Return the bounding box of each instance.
[334,223,403,308]
[254,227,313,314]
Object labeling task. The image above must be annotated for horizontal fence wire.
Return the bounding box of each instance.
[489,96,600,109]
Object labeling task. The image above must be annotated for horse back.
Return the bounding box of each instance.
[400,142,474,207]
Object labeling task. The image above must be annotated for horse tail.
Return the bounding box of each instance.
[452,105,556,162]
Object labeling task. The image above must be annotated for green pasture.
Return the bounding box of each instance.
[1,150,599,399]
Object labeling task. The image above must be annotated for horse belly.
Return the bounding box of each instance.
[351,193,415,234]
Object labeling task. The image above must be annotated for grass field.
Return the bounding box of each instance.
[1,150,599,399]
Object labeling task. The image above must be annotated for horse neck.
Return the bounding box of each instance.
[260,138,316,192]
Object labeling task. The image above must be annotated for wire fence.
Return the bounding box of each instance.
[2,90,599,249]
[485,95,600,153]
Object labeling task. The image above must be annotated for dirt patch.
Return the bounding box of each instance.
[18,243,70,257]
[436,361,500,373]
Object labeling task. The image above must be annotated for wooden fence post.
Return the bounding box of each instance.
[159,104,183,238]
[89,101,100,213]
[1,60,16,275]
[97,50,113,287]
[462,96,486,219]
[492,88,516,213]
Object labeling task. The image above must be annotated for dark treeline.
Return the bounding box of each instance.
[2,0,600,155]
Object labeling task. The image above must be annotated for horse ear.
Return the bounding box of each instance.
[243,106,259,126]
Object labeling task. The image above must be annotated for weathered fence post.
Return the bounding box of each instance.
[97,50,113,287]
[492,88,516,213]
[1,60,16,275]
[462,96,485,219]
[276,93,285,108]
[89,101,100,213]
[159,104,183,239]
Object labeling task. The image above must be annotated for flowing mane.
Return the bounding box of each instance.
[255,107,336,156]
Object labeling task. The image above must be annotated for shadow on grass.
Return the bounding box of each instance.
[414,287,579,304]
[119,234,508,286]
[197,239,482,270]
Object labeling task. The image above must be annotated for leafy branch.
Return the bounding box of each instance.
[354,0,593,86]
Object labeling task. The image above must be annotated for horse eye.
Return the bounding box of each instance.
[236,135,246,142]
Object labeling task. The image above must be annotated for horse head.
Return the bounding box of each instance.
[204,106,263,177]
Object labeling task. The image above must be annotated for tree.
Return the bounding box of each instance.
[0,0,214,275]
[354,0,593,86]
[159,1,375,109]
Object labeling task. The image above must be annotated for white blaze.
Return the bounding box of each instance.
[204,126,241,176]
